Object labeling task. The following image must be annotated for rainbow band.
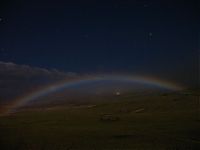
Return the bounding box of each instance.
[1,75,183,115]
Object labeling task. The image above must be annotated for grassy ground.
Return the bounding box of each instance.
[0,91,199,149]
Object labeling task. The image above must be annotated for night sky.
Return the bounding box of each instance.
[0,0,198,87]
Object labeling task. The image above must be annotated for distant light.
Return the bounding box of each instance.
[116,92,121,96]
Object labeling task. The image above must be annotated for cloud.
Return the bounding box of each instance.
[0,61,78,103]
[0,61,79,79]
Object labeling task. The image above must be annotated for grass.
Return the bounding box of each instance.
[0,91,199,149]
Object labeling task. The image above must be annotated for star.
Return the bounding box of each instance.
[148,32,153,40]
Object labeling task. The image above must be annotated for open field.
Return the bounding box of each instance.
[0,90,199,150]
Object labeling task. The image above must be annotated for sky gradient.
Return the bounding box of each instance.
[0,0,198,87]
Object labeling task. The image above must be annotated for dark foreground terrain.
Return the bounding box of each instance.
[0,90,199,150]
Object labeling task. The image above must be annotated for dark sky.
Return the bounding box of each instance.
[0,0,198,86]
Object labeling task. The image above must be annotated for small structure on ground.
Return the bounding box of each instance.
[134,108,145,113]
[100,113,120,122]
